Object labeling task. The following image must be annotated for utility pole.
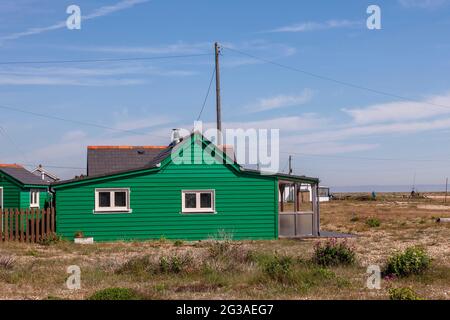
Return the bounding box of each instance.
[445,177,448,204]
[215,42,222,145]
[288,155,293,175]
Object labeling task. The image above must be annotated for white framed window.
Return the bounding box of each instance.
[30,190,40,208]
[181,190,215,213]
[94,188,131,213]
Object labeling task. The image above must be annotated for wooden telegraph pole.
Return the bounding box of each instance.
[215,42,222,145]
[289,155,293,175]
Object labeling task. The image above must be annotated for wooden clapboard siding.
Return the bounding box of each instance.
[0,176,21,209]
[55,136,278,241]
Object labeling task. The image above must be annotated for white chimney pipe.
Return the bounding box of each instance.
[171,129,181,144]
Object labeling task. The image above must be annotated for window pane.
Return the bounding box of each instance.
[99,192,111,207]
[319,188,329,197]
[200,193,212,208]
[185,193,196,208]
[30,191,38,205]
[115,191,126,207]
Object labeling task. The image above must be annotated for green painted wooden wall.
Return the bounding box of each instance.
[55,140,278,241]
[0,175,21,209]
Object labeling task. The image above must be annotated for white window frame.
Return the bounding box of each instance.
[181,190,215,213]
[30,190,40,208]
[0,187,3,210]
[94,188,131,213]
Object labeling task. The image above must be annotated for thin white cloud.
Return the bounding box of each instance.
[294,117,450,144]
[268,19,362,33]
[67,40,297,67]
[398,0,449,8]
[288,142,379,155]
[245,89,314,113]
[343,93,450,124]
[72,41,211,55]
[0,63,194,86]
[62,130,88,141]
[0,0,149,43]
[114,116,174,131]
[0,75,144,86]
[223,114,327,132]
[83,0,148,19]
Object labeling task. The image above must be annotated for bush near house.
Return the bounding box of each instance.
[384,247,431,277]
[88,287,143,300]
[313,239,356,267]
[366,218,381,228]
[261,254,294,282]
[389,287,423,300]
[38,233,63,246]
[159,254,194,274]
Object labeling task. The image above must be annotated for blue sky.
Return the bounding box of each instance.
[0,0,450,188]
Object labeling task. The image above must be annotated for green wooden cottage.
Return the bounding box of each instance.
[0,164,51,210]
[52,133,321,241]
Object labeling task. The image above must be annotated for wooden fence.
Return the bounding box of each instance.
[0,208,55,243]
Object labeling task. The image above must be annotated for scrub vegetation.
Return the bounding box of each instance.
[0,192,449,300]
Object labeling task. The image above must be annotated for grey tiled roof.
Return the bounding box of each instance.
[0,166,49,186]
[87,146,170,176]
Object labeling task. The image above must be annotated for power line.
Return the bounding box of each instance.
[21,163,86,170]
[0,53,212,65]
[0,103,169,139]
[281,158,289,173]
[196,66,216,121]
[0,125,30,164]
[222,46,450,111]
[280,150,450,163]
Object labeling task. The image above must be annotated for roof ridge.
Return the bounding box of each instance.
[0,163,23,168]
[87,146,167,150]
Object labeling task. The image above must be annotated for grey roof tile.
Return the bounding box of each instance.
[0,165,49,186]
[87,146,170,176]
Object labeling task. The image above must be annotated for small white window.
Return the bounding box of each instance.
[182,190,215,213]
[30,191,40,208]
[95,188,130,213]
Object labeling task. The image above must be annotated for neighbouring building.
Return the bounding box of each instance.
[283,184,331,203]
[0,164,51,210]
[32,164,60,183]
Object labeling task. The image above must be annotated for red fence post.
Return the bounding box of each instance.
[46,209,50,237]
[9,209,13,241]
[19,210,23,242]
[14,209,19,241]
[41,209,45,240]
[51,207,55,234]
[4,209,9,242]
[25,209,29,243]
[0,209,3,242]
[31,209,35,243]
[35,209,40,243]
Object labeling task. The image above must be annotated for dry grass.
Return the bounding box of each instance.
[0,192,449,300]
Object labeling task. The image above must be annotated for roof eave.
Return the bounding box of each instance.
[51,164,161,189]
